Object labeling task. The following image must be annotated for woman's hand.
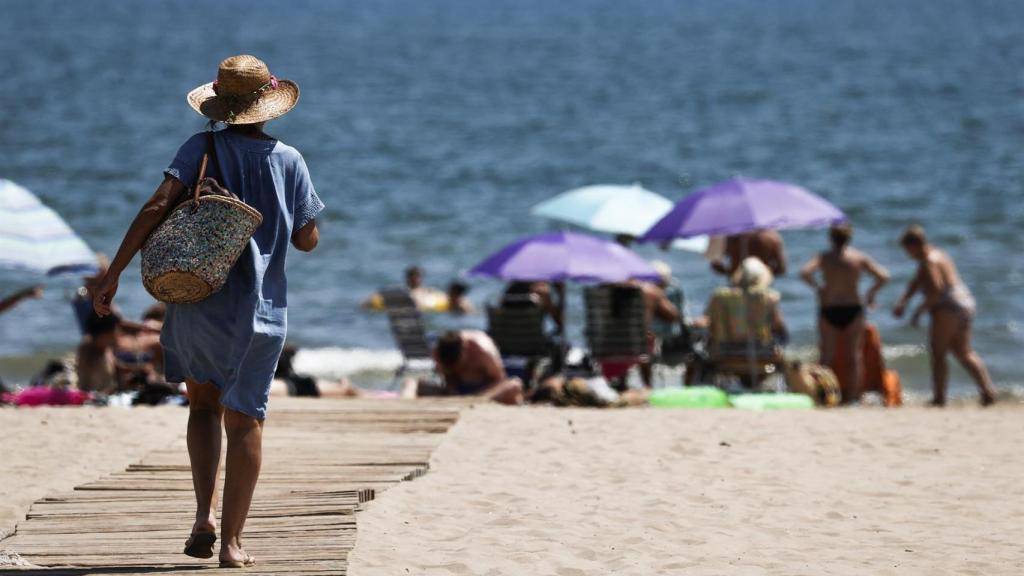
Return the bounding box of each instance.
[93,272,120,317]
[892,299,906,318]
[198,177,237,200]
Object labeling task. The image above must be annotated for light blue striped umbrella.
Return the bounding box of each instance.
[530,184,708,253]
[0,179,97,275]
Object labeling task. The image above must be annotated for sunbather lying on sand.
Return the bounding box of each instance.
[402,330,523,404]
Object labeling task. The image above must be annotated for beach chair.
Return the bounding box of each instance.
[487,295,559,388]
[703,286,784,387]
[380,288,434,384]
[583,285,648,388]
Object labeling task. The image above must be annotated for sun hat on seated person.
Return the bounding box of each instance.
[731,257,773,290]
[187,55,299,124]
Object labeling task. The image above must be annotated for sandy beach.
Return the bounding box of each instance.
[0,406,187,540]
[350,404,1024,575]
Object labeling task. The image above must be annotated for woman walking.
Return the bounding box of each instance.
[800,224,888,403]
[93,55,323,567]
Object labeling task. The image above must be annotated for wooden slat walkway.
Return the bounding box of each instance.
[0,398,468,575]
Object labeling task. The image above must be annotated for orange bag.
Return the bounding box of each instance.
[833,323,902,407]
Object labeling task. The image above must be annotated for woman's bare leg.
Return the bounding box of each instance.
[219,409,264,564]
[817,316,830,367]
[185,380,223,536]
[950,319,997,405]
[841,317,866,403]
[928,311,956,406]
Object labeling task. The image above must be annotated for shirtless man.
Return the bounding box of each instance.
[76,314,120,394]
[403,330,523,404]
[711,230,787,277]
[893,225,996,406]
[627,271,682,387]
[800,225,889,403]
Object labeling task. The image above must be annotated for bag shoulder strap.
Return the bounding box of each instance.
[190,132,214,205]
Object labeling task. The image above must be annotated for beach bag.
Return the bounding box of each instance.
[861,324,903,407]
[784,361,841,407]
[141,132,262,304]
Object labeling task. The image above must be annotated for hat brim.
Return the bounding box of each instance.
[187,79,299,124]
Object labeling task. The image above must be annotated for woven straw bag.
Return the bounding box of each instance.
[141,132,262,304]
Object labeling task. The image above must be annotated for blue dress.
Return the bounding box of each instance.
[161,130,324,419]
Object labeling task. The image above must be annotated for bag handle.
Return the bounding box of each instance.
[190,131,218,208]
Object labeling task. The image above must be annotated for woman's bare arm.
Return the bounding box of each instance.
[292,220,319,252]
[893,269,921,318]
[799,255,821,292]
[93,176,186,316]
[862,255,890,309]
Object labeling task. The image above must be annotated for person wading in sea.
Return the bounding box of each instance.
[800,224,889,403]
[892,225,996,406]
[93,55,324,568]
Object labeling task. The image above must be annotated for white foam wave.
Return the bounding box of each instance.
[292,347,403,379]
[881,344,927,360]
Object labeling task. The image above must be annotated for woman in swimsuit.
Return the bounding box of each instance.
[893,225,996,406]
[801,225,889,403]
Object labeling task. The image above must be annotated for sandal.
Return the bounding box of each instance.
[183,531,217,559]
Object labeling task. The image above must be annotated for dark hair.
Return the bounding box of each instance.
[436,331,463,366]
[504,281,532,296]
[142,303,166,322]
[829,224,852,248]
[448,281,469,297]
[900,224,927,248]
[405,265,423,278]
[84,313,120,338]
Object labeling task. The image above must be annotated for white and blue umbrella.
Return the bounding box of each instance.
[0,179,97,275]
[531,184,709,253]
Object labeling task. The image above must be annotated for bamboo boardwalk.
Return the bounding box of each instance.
[0,398,468,575]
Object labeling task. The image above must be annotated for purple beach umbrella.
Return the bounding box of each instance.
[468,231,660,283]
[640,177,848,241]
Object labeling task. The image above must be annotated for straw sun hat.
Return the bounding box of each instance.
[187,55,299,124]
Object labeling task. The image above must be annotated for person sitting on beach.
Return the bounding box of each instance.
[402,330,523,404]
[648,261,685,339]
[530,374,649,408]
[113,308,167,390]
[446,280,475,315]
[70,254,111,331]
[800,224,889,403]
[892,225,997,406]
[0,285,43,315]
[503,280,565,335]
[710,230,787,277]
[694,258,787,371]
[631,267,682,387]
[76,313,120,395]
[363,265,449,312]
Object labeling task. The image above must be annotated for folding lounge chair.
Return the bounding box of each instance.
[704,286,784,387]
[380,288,434,384]
[583,285,648,388]
[486,295,559,387]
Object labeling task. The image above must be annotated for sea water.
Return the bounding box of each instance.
[1,0,1022,400]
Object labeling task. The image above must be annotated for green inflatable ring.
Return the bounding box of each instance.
[649,386,731,409]
[729,393,815,411]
